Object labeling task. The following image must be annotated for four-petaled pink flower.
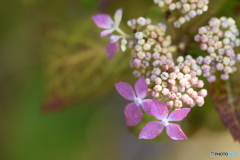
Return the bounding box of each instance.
[139,101,191,140]
[92,8,122,37]
[115,77,155,126]
[92,8,123,59]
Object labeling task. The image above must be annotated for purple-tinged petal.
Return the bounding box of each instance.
[100,28,115,37]
[106,41,119,59]
[110,35,122,43]
[114,8,123,24]
[166,123,187,140]
[167,108,191,122]
[139,121,164,139]
[115,82,136,101]
[92,14,113,29]
[141,99,154,115]
[124,102,142,126]
[151,100,169,120]
[134,76,148,99]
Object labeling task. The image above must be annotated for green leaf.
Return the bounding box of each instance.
[43,18,132,111]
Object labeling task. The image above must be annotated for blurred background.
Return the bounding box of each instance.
[0,0,240,160]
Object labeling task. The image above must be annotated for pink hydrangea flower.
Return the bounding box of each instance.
[115,77,155,126]
[92,8,123,59]
[92,8,123,37]
[106,39,119,59]
[139,102,191,140]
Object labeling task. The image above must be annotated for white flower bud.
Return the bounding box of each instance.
[188,10,197,18]
[127,19,136,27]
[166,100,174,108]
[135,32,144,39]
[158,0,165,7]
[162,88,169,95]
[197,80,204,88]
[179,17,186,24]
[183,3,190,12]
[155,77,162,84]
[198,89,208,97]
[138,39,145,45]
[142,43,151,51]
[137,17,146,26]
[137,52,145,59]
[153,68,161,76]
[177,72,184,80]
[177,56,184,63]
[169,3,176,10]
[135,44,142,51]
[161,72,169,80]
[152,91,159,98]
[168,79,176,85]
[196,96,204,106]
[154,84,162,92]
[169,72,177,79]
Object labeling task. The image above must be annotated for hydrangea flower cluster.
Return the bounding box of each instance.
[128,20,176,78]
[139,102,191,140]
[115,77,191,140]
[92,1,240,141]
[126,19,207,108]
[153,0,209,28]
[195,17,240,82]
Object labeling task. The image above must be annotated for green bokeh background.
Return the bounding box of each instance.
[0,0,240,160]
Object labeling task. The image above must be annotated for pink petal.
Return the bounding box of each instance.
[139,121,164,139]
[92,14,113,29]
[166,123,187,140]
[106,41,119,59]
[134,76,147,99]
[124,102,143,126]
[141,99,154,115]
[115,82,136,101]
[167,108,191,122]
[100,28,114,37]
[114,8,123,24]
[151,100,169,120]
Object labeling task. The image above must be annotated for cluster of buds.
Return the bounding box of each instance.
[147,56,207,108]
[128,19,207,108]
[128,18,176,78]
[153,0,209,28]
[195,17,240,82]
[127,17,152,30]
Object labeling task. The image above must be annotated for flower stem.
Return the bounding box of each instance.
[116,27,127,36]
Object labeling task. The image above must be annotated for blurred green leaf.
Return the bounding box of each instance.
[43,18,132,111]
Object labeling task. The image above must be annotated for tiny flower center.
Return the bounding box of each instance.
[111,22,116,28]
[162,119,169,126]
[110,35,119,43]
[134,97,142,106]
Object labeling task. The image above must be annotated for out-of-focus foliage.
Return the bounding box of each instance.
[43,19,132,111]
[210,70,240,142]
[1,0,240,160]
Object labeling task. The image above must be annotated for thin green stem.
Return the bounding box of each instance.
[116,27,127,36]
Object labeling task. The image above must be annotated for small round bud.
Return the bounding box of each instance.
[154,85,162,92]
[137,17,146,26]
[162,88,169,95]
[127,19,136,28]
[161,72,169,80]
[197,80,204,88]
[169,3,176,10]
[143,43,151,50]
[135,32,144,39]
[155,77,162,84]
[198,89,208,97]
